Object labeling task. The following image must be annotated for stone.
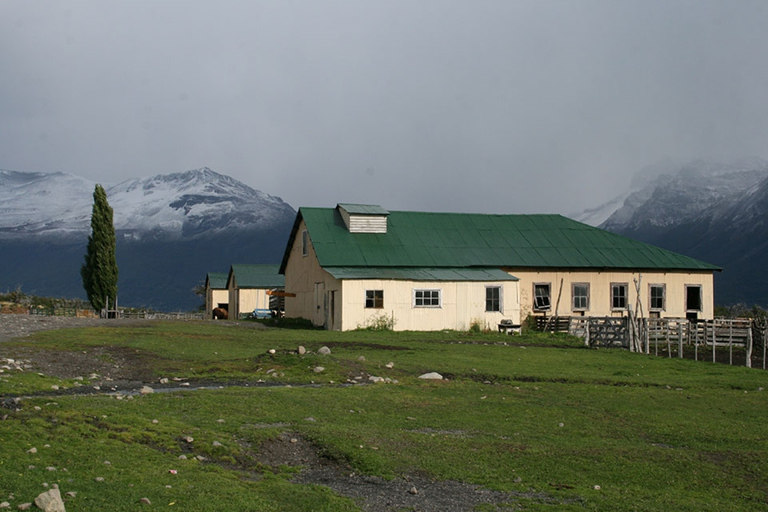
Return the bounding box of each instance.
[0,503,9,509]
[212,441,223,447]
[95,477,105,482]
[418,372,443,380]
[140,498,151,505]
[34,487,66,512]
[268,349,276,354]
[139,386,153,395]
[368,376,385,383]
[313,366,325,373]
[159,378,169,384]
[357,356,366,362]
[297,346,306,355]
[17,504,33,511]
[65,492,76,498]
[50,385,59,391]
[183,436,194,443]
[318,346,331,355]
[27,447,37,454]
[178,455,187,460]
[385,362,394,369]
[408,486,418,495]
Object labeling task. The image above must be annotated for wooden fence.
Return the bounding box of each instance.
[537,315,767,369]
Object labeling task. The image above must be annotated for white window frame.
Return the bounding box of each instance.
[301,230,309,257]
[365,289,384,309]
[685,285,702,312]
[572,283,590,311]
[611,282,628,311]
[533,282,551,311]
[649,284,666,312]
[413,288,441,308]
[485,285,502,313]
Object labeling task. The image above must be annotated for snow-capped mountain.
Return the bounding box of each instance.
[600,157,768,232]
[570,157,768,306]
[0,167,296,240]
[0,167,296,311]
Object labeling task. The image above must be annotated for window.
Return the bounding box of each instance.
[414,289,441,308]
[365,290,384,309]
[533,283,551,311]
[686,285,702,311]
[649,284,665,311]
[611,283,628,310]
[572,283,589,311]
[301,230,309,256]
[486,286,501,312]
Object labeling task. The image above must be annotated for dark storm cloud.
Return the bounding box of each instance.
[2,1,767,214]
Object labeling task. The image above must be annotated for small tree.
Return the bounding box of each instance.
[81,184,118,312]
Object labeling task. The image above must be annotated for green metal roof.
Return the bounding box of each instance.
[229,264,284,288]
[324,267,519,281]
[337,203,390,215]
[280,207,721,273]
[206,272,228,289]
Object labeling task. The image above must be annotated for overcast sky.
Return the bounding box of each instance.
[2,1,767,215]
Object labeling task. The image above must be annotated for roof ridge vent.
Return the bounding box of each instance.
[337,204,389,233]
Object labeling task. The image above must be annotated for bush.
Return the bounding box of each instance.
[357,312,397,331]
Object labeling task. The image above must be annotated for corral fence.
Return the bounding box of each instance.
[117,311,204,320]
[27,307,98,318]
[538,315,768,369]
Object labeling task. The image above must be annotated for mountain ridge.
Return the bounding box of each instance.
[0,167,296,310]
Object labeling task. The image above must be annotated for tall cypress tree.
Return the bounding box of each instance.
[81,184,118,312]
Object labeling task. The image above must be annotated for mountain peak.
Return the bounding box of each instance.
[0,167,296,241]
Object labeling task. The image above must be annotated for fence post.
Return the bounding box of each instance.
[678,322,683,359]
[746,324,752,368]
[693,320,698,361]
[729,321,733,366]
[712,320,716,363]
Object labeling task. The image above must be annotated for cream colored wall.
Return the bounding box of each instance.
[206,288,228,317]
[508,269,715,320]
[339,280,520,331]
[226,276,273,319]
[233,289,271,318]
[283,219,341,327]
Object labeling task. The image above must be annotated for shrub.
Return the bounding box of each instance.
[357,312,396,331]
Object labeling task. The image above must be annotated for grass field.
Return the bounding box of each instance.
[1,321,766,511]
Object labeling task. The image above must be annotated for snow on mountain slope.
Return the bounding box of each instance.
[602,157,768,232]
[0,170,96,237]
[0,167,296,240]
[569,157,768,229]
[107,168,295,239]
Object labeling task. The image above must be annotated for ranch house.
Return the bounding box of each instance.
[279,204,720,331]
[226,264,285,319]
[204,272,229,319]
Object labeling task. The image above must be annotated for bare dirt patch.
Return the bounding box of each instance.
[255,431,563,512]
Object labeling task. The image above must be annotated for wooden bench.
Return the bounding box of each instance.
[498,321,521,335]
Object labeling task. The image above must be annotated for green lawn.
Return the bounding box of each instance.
[1,321,766,511]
